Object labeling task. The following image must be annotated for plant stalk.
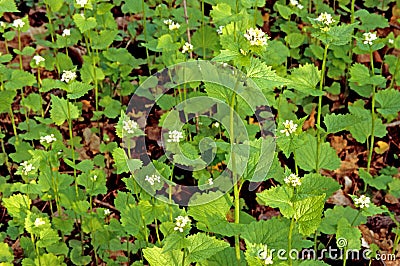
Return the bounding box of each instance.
[367,50,376,174]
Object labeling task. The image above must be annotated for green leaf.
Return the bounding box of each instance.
[0,242,14,262]
[210,3,233,24]
[99,96,121,119]
[286,33,306,48]
[359,169,392,190]
[73,14,97,33]
[0,90,16,114]
[262,40,290,66]
[186,233,230,263]
[50,95,80,125]
[319,206,366,234]
[288,64,323,96]
[44,0,63,12]
[241,217,313,250]
[295,134,341,171]
[0,0,18,13]
[375,89,400,117]
[296,173,340,200]
[192,25,221,58]
[188,192,232,225]
[355,9,389,31]
[349,63,370,86]
[198,248,246,266]
[336,218,361,250]
[388,179,400,198]
[22,93,42,112]
[5,70,36,90]
[294,194,325,236]
[2,194,31,222]
[323,113,365,134]
[65,81,93,99]
[246,57,287,89]
[112,147,142,174]
[348,100,387,143]
[257,186,294,218]
[143,247,186,266]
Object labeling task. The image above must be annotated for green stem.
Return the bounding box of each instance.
[8,107,18,143]
[37,68,44,118]
[169,164,175,222]
[18,30,22,70]
[67,101,78,196]
[389,55,400,89]
[366,50,376,174]
[154,218,161,245]
[141,0,151,74]
[316,44,329,172]
[202,0,206,59]
[288,216,295,266]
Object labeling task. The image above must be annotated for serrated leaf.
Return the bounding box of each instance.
[143,247,186,266]
[112,147,142,174]
[192,25,221,58]
[296,173,340,200]
[2,194,31,222]
[295,134,341,171]
[246,57,287,89]
[388,179,400,198]
[349,63,370,86]
[286,33,306,48]
[0,242,14,262]
[50,95,79,125]
[5,70,36,90]
[288,64,322,96]
[0,0,18,12]
[44,0,63,12]
[65,81,93,99]
[323,113,364,134]
[186,233,230,263]
[0,90,16,114]
[99,96,121,119]
[198,247,246,266]
[294,194,325,236]
[375,89,400,116]
[257,186,294,218]
[188,192,232,224]
[73,14,97,33]
[355,9,389,31]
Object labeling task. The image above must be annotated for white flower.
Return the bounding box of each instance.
[91,175,98,182]
[123,120,138,134]
[62,29,71,37]
[164,19,180,30]
[244,28,269,47]
[284,173,301,187]
[297,4,304,9]
[33,55,45,66]
[34,218,46,227]
[104,209,111,216]
[363,32,378,45]
[289,0,304,9]
[40,134,56,144]
[216,25,224,35]
[167,130,184,143]
[316,12,335,27]
[145,174,161,185]
[280,120,298,136]
[21,161,35,175]
[208,178,214,186]
[388,39,394,44]
[61,70,77,83]
[13,19,25,29]
[353,195,371,209]
[182,42,193,54]
[174,215,190,233]
[0,21,6,28]
[213,122,220,128]
[76,0,88,7]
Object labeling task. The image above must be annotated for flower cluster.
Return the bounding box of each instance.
[353,195,371,209]
[207,178,214,186]
[315,12,335,31]
[104,209,111,216]
[62,29,71,37]
[182,42,193,54]
[289,0,304,9]
[145,174,161,185]
[280,120,298,136]
[21,161,35,175]
[40,134,56,144]
[167,130,184,143]
[163,19,180,31]
[363,32,378,45]
[34,218,46,227]
[284,173,302,187]
[61,70,77,83]
[33,55,45,66]
[174,215,191,233]
[13,19,25,29]
[123,119,138,134]
[76,0,88,8]
[244,28,269,47]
